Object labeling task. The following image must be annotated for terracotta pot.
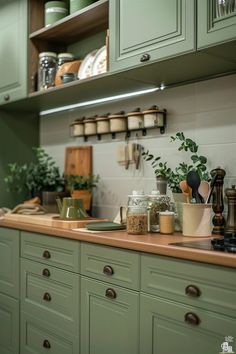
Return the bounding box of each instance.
[71,190,92,210]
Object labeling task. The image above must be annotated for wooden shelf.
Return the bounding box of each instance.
[29,0,109,45]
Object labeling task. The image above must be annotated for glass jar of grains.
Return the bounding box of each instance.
[148,190,171,232]
[126,190,148,235]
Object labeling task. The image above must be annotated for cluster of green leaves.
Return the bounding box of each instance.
[66,174,100,192]
[5,147,65,196]
[142,132,210,193]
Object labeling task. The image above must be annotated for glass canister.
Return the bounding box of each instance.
[126,191,148,235]
[57,52,75,69]
[38,52,57,91]
[148,190,171,232]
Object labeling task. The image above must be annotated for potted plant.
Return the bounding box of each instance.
[66,174,100,211]
[142,132,210,194]
[4,147,68,211]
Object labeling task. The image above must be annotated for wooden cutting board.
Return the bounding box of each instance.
[3,213,106,230]
[64,146,92,176]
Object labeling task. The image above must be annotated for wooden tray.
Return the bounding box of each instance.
[3,213,106,230]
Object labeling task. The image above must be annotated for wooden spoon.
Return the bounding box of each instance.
[179,180,192,203]
[198,181,210,203]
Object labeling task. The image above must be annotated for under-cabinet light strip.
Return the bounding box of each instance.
[39,87,159,116]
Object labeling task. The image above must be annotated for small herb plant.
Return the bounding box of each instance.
[142,132,210,193]
[5,147,65,197]
[66,175,100,192]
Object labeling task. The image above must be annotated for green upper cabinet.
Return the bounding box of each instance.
[198,0,236,49]
[0,0,27,105]
[109,0,195,72]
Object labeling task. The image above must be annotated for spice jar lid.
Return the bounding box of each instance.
[39,51,57,58]
[128,190,146,197]
[96,113,110,121]
[58,53,74,59]
[159,210,175,216]
[83,116,97,123]
[108,111,126,119]
[142,105,162,114]
[126,108,143,117]
[148,189,160,197]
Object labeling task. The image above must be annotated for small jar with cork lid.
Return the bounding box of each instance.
[96,114,110,134]
[126,190,148,235]
[159,210,175,234]
[84,116,97,136]
[109,111,127,133]
[127,108,144,130]
[70,117,85,137]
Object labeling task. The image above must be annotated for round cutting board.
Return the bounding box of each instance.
[85,221,126,231]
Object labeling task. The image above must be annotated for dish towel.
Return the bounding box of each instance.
[11,203,47,215]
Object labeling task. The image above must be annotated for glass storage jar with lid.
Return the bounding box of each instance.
[147,190,171,232]
[127,190,148,235]
[38,52,57,91]
[57,53,75,69]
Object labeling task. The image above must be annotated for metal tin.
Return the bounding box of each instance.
[45,1,68,27]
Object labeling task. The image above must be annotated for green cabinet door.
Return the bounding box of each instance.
[109,0,195,72]
[140,293,236,354]
[198,0,236,49]
[0,0,27,105]
[0,228,19,298]
[0,292,19,354]
[81,277,139,354]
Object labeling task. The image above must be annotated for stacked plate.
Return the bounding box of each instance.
[78,45,107,80]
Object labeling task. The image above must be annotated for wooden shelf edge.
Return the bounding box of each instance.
[29,0,109,44]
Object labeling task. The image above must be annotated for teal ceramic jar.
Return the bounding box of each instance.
[70,0,96,14]
[45,1,68,27]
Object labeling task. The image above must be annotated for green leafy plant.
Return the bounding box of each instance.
[66,175,100,192]
[5,147,65,197]
[142,132,210,193]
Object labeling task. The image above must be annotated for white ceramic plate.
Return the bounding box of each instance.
[91,45,107,76]
[78,49,98,80]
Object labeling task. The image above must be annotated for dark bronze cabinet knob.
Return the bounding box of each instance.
[43,292,51,302]
[103,265,114,276]
[42,268,51,277]
[185,285,201,297]
[184,312,200,326]
[140,53,151,62]
[4,94,10,101]
[43,250,51,259]
[105,288,117,299]
[43,339,51,348]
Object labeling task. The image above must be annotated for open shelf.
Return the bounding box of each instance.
[29,0,109,45]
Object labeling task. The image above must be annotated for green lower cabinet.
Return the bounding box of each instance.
[21,312,79,354]
[0,227,19,298]
[80,276,139,354]
[140,293,236,354]
[0,292,19,354]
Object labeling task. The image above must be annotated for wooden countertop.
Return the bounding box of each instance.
[0,218,235,269]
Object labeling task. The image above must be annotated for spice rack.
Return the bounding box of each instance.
[28,0,109,94]
[70,109,167,141]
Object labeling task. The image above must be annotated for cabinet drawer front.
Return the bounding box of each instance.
[81,242,140,290]
[0,227,19,298]
[0,293,19,354]
[21,259,79,334]
[81,276,139,354]
[21,312,79,354]
[140,293,236,354]
[141,254,236,317]
[21,231,80,272]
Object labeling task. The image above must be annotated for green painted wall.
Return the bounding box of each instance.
[0,110,39,208]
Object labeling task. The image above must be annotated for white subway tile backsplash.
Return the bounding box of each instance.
[40,74,236,219]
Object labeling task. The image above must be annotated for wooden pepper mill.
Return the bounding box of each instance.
[211,168,226,235]
[225,185,236,234]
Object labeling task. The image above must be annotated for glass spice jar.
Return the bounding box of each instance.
[38,52,57,91]
[126,191,148,235]
[148,190,171,232]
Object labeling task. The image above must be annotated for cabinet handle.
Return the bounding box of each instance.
[105,288,117,299]
[43,250,51,259]
[185,285,201,298]
[140,53,150,62]
[43,292,51,302]
[4,94,10,101]
[184,312,200,326]
[42,268,51,277]
[103,265,114,276]
[43,339,51,349]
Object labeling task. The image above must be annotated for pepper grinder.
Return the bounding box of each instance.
[211,168,226,235]
[225,185,236,234]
